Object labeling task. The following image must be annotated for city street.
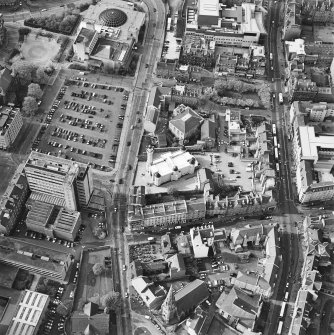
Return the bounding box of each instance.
[106,0,167,334]
[263,1,302,334]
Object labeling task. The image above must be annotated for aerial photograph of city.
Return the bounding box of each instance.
[0,0,333,334]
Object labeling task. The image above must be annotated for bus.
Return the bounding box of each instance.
[274,148,279,160]
[277,320,284,335]
[272,123,276,135]
[279,301,287,318]
[284,291,289,302]
[278,93,283,104]
[273,136,278,147]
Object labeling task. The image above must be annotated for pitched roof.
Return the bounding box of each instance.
[83,302,99,317]
[175,279,209,313]
[201,119,216,140]
[145,106,159,124]
[70,312,110,335]
[168,253,185,272]
[170,108,203,135]
[216,287,261,329]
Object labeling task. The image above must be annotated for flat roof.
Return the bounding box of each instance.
[299,126,334,160]
[75,27,96,47]
[0,236,69,274]
[198,0,219,17]
[83,0,145,44]
[6,290,49,335]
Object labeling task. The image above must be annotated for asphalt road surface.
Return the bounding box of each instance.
[263,1,302,334]
[108,1,167,334]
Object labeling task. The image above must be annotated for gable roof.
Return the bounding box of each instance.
[70,312,110,335]
[216,287,261,329]
[145,106,159,124]
[201,119,216,140]
[175,279,209,313]
[83,302,99,317]
[170,109,203,135]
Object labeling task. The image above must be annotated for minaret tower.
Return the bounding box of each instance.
[146,145,154,173]
[161,285,177,324]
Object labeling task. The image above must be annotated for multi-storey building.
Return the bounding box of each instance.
[24,152,93,211]
[0,106,23,150]
[0,236,72,281]
[127,186,206,231]
[0,169,29,235]
[5,290,50,335]
[289,101,334,203]
[183,0,266,49]
[283,1,302,41]
[25,199,81,242]
[73,0,145,68]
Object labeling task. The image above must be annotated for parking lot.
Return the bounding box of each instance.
[36,77,129,171]
[129,243,163,263]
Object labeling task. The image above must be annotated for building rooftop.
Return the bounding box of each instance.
[150,150,198,178]
[175,279,209,314]
[75,27,96,47]
[83,0,145,44]
[198,0,219,17]
[0,236,70,275]
[216,287,261,329]
[6,290,49,335]
[170,108,203,135]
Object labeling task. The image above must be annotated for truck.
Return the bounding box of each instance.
[270,52,273,61]
[147,237,155,242]
[246,167,253,172]
[79,71,86,76]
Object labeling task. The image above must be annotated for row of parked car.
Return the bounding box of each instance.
[45,87,67,125]
[25,230,74,247]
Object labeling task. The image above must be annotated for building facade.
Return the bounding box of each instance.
[24,152,93,211]
[0,170,29,235]
[0,106,23,150]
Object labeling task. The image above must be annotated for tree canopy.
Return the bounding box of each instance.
[101,291,121,310]
[22,96,38,116]
[92,263,104,276]
[27,83,43,100]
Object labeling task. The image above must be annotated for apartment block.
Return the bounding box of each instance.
[6,290,50,335]
[289,101,334,203]
[0,106,23,149]
[0,236,71,281]
[24,152,93,211]
[127,187,205,231]
[0,170,29,235]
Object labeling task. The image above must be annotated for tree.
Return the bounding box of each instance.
[27,83,43,100]
[35,67,49,84]
[92,263,104,276]
[12,61,37,85]
[18,27,31,36]
[101,291,121,310]
[22,96,38,116]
